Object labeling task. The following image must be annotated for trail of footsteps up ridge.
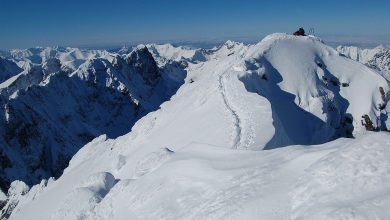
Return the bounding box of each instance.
[218,71,242,149]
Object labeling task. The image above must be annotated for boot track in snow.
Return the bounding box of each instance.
[218,71,242,149]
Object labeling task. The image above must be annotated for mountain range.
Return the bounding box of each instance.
[1,34,390,219]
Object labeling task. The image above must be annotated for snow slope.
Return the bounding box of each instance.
[5,34,390,220]
[240,34,389,146]
[9,133,390,220]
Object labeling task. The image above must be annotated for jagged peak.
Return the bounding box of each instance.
[126,46,157,67]
[134,44,147,50]
[125,47,160,85]
[112,54,126,66]
[126,44,155,61]
[86,57,110,70]
[72,58,112,79]
[223,40,243,49]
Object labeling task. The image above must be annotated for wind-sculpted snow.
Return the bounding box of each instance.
[292,133,390,220]
[4,33,390,220]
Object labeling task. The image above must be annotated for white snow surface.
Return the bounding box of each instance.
[8,34,390,220]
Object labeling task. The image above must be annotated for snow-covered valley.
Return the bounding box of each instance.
[1,33,390,219]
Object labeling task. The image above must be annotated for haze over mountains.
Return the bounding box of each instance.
[0,33,390,219]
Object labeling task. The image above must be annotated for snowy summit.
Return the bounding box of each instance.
[1,33,390,220]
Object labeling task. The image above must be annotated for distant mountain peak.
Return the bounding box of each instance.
[126,46,160,85]
[2,34,390,220]
[337,44,390,79]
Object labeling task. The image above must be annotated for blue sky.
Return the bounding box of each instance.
[1,0,390,49]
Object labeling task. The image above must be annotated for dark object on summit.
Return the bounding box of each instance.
[293,27,306,36]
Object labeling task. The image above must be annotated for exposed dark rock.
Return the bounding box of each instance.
[125,46,161,85]
[361,114,376,131]
[0,57,23,83]
[379,87,386,102]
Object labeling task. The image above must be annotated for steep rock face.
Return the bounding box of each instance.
[0,58,22,84]
[125,46,160,85]
[0,46,187,195]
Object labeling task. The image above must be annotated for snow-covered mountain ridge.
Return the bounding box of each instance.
[0,45,187,204]
[336,45,390,79]
[2,33,390,219]
[0,46,111,73]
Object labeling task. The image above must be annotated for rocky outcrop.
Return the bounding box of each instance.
[125,46,160,85]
